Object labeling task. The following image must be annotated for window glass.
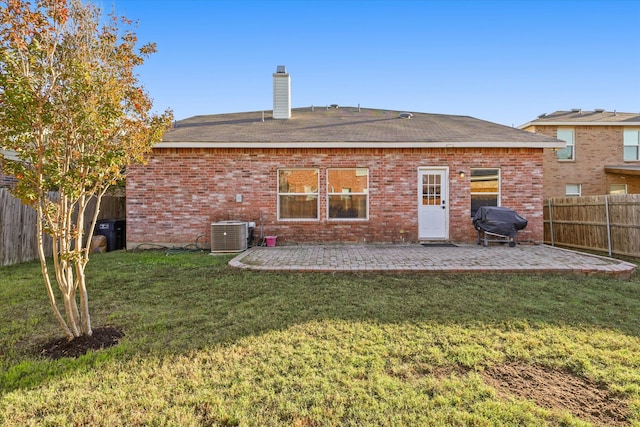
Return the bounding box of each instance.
[327,168,368,219]
[623,130,640,161]
[556,129,575,160]
[422,173,441,206]
[565,184,581,197]
[624,146,638,161]
[609,184,627,195]
[470,168,500,217]
[278,169,319,220]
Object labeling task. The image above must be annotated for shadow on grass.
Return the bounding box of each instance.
[1,250,639,393]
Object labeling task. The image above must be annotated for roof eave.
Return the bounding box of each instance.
[154,141,563,149]
[520,121,640,128]
[0,149,20,161]
[605,165,640,176]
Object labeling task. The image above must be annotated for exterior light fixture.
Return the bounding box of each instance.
[458,171,465,178]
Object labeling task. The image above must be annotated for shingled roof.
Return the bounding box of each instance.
[520,110,640,128]
[156,106,562,149]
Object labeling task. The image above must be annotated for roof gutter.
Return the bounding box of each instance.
[153,140,564,149]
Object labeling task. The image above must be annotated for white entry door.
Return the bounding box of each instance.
[418,168,449,240]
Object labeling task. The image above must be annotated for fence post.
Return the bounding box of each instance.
[605,195,612,257]
[548,199,554,246]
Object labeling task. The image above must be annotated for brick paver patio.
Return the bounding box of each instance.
[229,244,637,278]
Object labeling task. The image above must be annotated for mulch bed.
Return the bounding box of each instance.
[39,326,124,359]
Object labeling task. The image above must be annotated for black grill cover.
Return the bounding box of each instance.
[472,206,528,238]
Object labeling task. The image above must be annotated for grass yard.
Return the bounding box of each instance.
[1,250,640,426]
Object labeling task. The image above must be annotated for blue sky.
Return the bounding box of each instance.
[105,0,639,127]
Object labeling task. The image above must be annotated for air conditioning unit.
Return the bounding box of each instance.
[211,221,248,253]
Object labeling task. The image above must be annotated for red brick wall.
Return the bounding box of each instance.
[529,125,640,197]
[126,147,544,247]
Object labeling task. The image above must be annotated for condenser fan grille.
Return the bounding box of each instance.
[211,221,248,253]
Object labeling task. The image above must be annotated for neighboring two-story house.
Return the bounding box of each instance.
[520,110,640,198]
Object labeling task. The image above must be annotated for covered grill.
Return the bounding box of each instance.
[472,206,528,247]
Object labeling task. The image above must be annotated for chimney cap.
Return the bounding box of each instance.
[276,65,287,73]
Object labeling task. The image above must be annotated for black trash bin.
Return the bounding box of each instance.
[94,219,126,251]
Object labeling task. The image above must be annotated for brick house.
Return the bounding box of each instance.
[126,67,562,248]
[0,149,18,187]
[520,110,640,198]
[0,173,15,187]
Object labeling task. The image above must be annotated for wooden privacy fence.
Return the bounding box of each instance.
[0,188,125,267]
[544,194,640,258]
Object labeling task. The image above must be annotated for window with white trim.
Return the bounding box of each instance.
[278,169,319,220]
[470,168,500,217]
[623,129,640,161]
[565,184,581,197]
[327,168,368,219]
[556,128,575,160]
[609,184,627,195]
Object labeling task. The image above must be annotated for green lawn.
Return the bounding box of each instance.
[1,250,639,426]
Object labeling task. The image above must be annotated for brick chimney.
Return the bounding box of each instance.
[273,65,291,120]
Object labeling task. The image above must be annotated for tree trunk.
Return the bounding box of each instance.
[37,200,73,341]
[62,291,81,337]
[77,267,92,336]
[76,193,92,336]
